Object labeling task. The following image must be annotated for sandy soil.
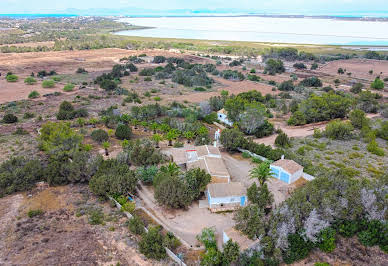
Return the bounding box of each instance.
[0,185,165,266]
[0,41,55,48]
[319,58,388,81]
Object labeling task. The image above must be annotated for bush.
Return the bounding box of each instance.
[136,166,158,185]
[153,56,166,63]
[63,83,75,92]
[91,129,109,143]
[282,234,314,264]
[324,120,353,140]
[349,109,368,129]
[24,76,37,85]
[264,59,285,75]
[163,232,181,250]
[129,215,145,235]
[278,80,295,91]
[28,90,40,99]
[220,128,246,152]
[367,140,385,156]
[371,77,384,90]
[88,209,104,225]
[139,226,166,260]
[115,124,132,140]
[6,74,18,82]
[318,228,336,252]
[42,80,55,88]
[350,83,363,94]
[76,67,88,74]
[139,68,155,76]
[275,131,290,147]
[0,157,44,197]
[293,63,306,69]
[121,201,136,213]
[194,87,206,91]
[2,113,18,123]
[357,220,384,247]
[27,209,44,218]
[299,76,322,87]
[154,175,192,209]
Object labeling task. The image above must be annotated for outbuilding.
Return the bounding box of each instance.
[270,158,303,184]
[207,182,247,212]
[217,108,233,126]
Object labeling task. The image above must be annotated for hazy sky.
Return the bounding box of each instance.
[2,0,388,14]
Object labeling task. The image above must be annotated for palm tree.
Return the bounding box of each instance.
[249,161,273,186]
[141,121,149,132]
[184,131,195,143]
[102,141,110,156]
[150,122,159,134]
[131,119,139,129]
[152,134,163,148]
[166,129,179,146]
[160,162,180,176]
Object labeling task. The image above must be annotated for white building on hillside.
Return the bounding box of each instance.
[217,109,233,126]
[270,157,304,184]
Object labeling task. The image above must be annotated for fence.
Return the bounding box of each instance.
[108,196,187,266]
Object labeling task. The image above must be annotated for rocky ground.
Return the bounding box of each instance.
[0,184,168,266]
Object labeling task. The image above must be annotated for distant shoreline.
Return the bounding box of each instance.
[1,14,388,22]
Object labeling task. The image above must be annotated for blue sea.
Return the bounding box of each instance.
[0,14,77,18]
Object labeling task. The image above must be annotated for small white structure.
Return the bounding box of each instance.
[217,109,233,126]
[207,182,247,212]
[270,157,304,184]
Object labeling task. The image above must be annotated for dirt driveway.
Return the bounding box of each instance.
[137,184,235,249]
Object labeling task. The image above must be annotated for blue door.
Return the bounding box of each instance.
[240,196,246,206]
[280,172,290,183]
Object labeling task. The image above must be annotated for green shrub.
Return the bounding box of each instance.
[370,77,384,90]
[2,113,18,123]
[63,83,75,92]
[121,201,136,213]
[129,215,145,235]
[324,121,353,140]
[23,112,35,119]
[139,225,166,260]
[154,96,161,101]
[313,128,322,138]
[367,140,385,156]
[28,90,40,99]
[350,82,363,94]
[24,76,37,85]
[242,151,251,158]
[88,209,104,225]
[282,234,313,264]
[357,220,383,247]
[299,76,322,87]
[194,87,206,91]
[275,132,290,147]
[27,209,44,218]
[318,228,336,252]
[115,124,132,140]
[163,231,181,250]
[136,166,159,185]
[6,74,18,82]
[42,80,55,88]
[91,129,109,143]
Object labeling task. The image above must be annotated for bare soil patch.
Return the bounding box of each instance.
[319,58,388,81]
[0,185,165,266]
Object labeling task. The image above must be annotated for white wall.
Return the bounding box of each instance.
[290,169,303,183]
[217,112,233,126]
[209,196,241,205]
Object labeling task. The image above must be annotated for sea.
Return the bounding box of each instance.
[116,16,388,46]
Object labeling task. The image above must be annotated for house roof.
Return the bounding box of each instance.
[204,157,230,178]
[217,108,227,115]
[224,227,259,250]
[271,159,303,174]
[187,156,230,179]
[208,182,245,198]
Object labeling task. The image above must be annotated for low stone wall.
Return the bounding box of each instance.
[302,172,316,181]
[237,148,269,162]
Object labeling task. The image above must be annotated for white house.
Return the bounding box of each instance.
[217,109,233,126]
[207,182,247,212]
[270,158,304,184]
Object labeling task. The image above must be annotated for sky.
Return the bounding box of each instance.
[2,0,388,16]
